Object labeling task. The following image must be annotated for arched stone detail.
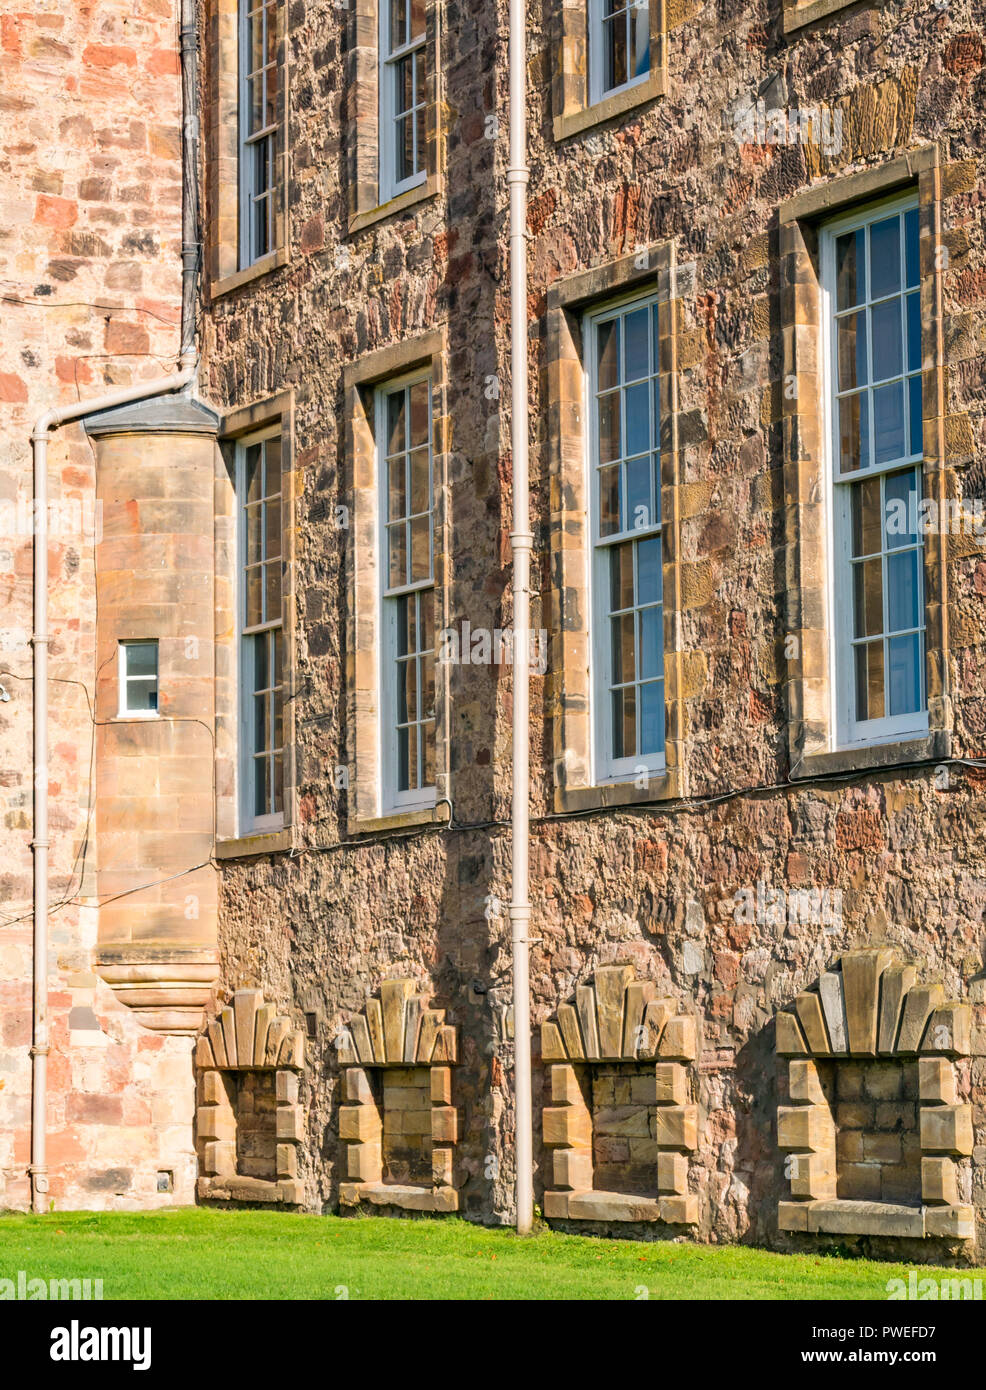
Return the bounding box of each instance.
[776,948,973,1241]
[540,965,699,1225]
[194,989,305,1206]
[337,978,459,1214]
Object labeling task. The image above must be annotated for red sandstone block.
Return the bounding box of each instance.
[0,372,28,403]
[34,194,77,229]
[82,44,137,69]
[104,319,150,355]
[145,50,178,76]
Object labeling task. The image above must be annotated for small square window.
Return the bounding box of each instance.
[119,640,159,717]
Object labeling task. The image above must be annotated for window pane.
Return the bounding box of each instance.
[397,726,410,791]
[871,299,903,382]
[422,721,435,786]
[388,521,407,587]
[388,454,406,522]
[869,217,901,299]
[599,464,620,536]
[624,382,650,456]
[613,685,635,758]
[397,594,414,657]
[396,114,414,183]
[264,559,280,622]
[630,0,650,78]
[612,613,635,684]
[409,514,431,581]
[639,680,664,754]
[403,658,418,724]
[597,319,620,390]
[838,392,869,472]
[873,381,906,464]
[264,498,281,559]
[625,454,651,529]
[887,549,920,633]
[125,643,157,678]
[853,557,884,638]
[253,754,267,817]
[253,694,268,756]
[905,292,921,372]
[624,308,649,381]
[254,631,268,691]
[420,591,434,658]
[597,391,621,464]
[604,12,627,89]
[409,446,430,516]
[610,542,634,612]
[387,390,406,456]
[908,375,923,458]
[855,640,885,722]
[836,228,865,310]
[639,606,662,679]
[837,311,867,390]
[409,380,429,446]
[389,0,407,48]
[422,649,435,720]
[851,475,882,558]
[885,468,918,549]
[410,0,425,39]
[636,535,662,605]
[271,752,284,815]
[246,443,263,502]
[905,208,920,288]
[406,720,419,788]
[888,633,922,716]
[246,565,262,626]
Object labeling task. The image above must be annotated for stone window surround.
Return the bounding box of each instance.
[214,390,298,858]
[541,965,699,1225]
[776,948,974,1241]
[552,0,667,142]
[195,987,306,1205]
[346,0,443,234]
[782,0,865,36]
[779,146,958,781]
[342,328,452,836]
[546,243,686,815]
[205,0,290,299]
[338,977,459,1213]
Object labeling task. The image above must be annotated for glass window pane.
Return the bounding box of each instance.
[888,633,922,717]
[855,640,885,722]
[409,514,431,582]
[272,752,284,814]
[637,535,662,605]
[906,291,921,372]
[598,464,620,536]
[264,560,280,622]
[869,216,901,299]
[253,754,267,817]
[409,446,430,516]
[612,686,635,759]
[246,565,262,626]
[415,99,426,174]
[905,207,920,288]
[422,651,435,719]
[254,631,268,692]
[908,375,923,459]
[422,721,435,786]
[887,548,920,633]
[388,454,406,522]
[851,475,882,557]
[406,719,419,789]
[625,454,651,529]
[387,390,406,456]
[612,613,635,684]
[264,498,280,559]
[420,591,434,658]
[871,299,903,382]
[389,0,407,47]
[836,228,865,310]
[631,0,650,78]
[605,12,627,90]
[264,436,281,494]
[388,521,407,587]
[246,443,263,502]
[597,319,620,391]
[639,606,662,679]
[609,542,634,612]
[597,391,621,464]
[397,594,414,657]
[397,725,410,791]
[125,642,157,678]
[253,693,268,756]
[639,680,664,754]
[885,468,918,549]
[853,557,884,638]
[624,308,649,381]
[837,310,867,390]
[409,380,429,447]
[839,392,870,472]
[873,381,906,465]
[410,0,425,40]
[403,657,418,723]
[625,382,650,456]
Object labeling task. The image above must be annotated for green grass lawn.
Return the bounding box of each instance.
[0,1208,962,1299]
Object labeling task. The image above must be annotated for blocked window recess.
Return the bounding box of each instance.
[338,978,458,1214]
[195,988,305,1205]
[776,948,973,1241]
[541,965,699,1224]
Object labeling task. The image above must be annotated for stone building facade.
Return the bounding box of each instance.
[3,0,986,1261]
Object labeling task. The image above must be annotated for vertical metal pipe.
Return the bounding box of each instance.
[179,0,201,366]
[29,432,50,1214]
[507,0,533,1235]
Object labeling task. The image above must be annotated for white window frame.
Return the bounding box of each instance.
[379,0,428,204]
[376,369,437,815]
[821,191,929,751]
[236,425,285,835]
[585,291,666,786]
[588,0,651,107]
[238,0,279,269]
[118,640,159,719]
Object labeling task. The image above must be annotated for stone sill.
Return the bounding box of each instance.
[348,175,439,235]
[339,1181,458,1213]
[782,0,865,33]
[197,1175,303,1205]
[791,730,950,781]
[554,768,681,815]
[209,246,289,300]
[553,69,666,142]
[545,1189,697,1224]
[215,827,293,859]
[779,1199,974,1239]
[347,804,448,837]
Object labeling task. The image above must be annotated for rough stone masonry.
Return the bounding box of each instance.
[1,0,985,1262]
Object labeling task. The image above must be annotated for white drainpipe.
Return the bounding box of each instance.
[507,0,533,1235]
[29,365,195,1214]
